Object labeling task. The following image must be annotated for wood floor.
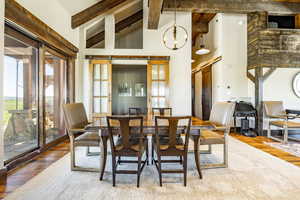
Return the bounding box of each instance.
[1,133,300,199]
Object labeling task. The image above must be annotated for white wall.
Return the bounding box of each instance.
[199,13,248,104]
[80,0,192,115]
[15,0,79,47]
[0,0,5,169]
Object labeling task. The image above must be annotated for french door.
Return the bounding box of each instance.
[147,60,170,113]
[89,60,112,121]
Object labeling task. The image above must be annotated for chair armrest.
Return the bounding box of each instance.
[286,109,300,115]
[68,128,87,135]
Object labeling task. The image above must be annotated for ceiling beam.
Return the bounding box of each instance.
[148,0,164,29]
[72,0,134,29]
[86,10,143,48]
[163,0,300,14]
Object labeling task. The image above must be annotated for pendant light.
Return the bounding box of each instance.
[195,34,210,55]
[163,0,188,50]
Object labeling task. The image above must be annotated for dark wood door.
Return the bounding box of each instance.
[202,65,212,120]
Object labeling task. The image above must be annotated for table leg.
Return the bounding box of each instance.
[99,135,108,181]
[193,135,202,179]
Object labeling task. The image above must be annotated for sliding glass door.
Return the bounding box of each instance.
[3,29,39,161]
[44,49,67,144]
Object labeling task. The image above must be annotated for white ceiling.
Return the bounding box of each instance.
[57,0,102,15]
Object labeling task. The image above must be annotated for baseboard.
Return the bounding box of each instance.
[0,167,7,184]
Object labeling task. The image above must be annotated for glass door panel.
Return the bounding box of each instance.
[3,34,38,161]
[147,61,169,112]
[90,60,112,121]
[44,50,67,144]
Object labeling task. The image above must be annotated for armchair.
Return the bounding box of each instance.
[264,101,300,143]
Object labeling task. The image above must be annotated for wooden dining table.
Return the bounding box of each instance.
[86,116,212,180]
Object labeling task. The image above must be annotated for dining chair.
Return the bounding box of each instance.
[152,116,191,186]
[63,103,100,172]
[264,101,300,143]
[128,107,142,115]
[193,102,235,171]
[152,108,172,116]
[107,116,149,187]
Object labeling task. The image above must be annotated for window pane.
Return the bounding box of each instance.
[3,34,38,161]
[159,65,166,80]
[94,64,100,79]
[100,81,108,96]
[94,98,101,113]
[100,64,108,80]
[152,65,158,80]
[159,82,166,96]
[152,81,159,96]
[159,98,166,108]
[94,81,100,96]
[101,98,108,113]
[44,51,67,144]
[152,97,159,108]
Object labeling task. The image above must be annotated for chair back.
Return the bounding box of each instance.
[263,101,286,117]
[107,116,144,152]
[154,116,191,152]
[209,102,235,130]
[152,108,172,116]
[129,107,142,115]
[63,103,89,131]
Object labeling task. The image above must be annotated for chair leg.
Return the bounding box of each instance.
[157,154,163,187]
[137,154,142,188]
[112,155,116,187]
[146,141,149,165]
[224,139,228,168]
[180,156,183,165]
[70,144,76,170]
[151,142,154,165]
[183,154,187,187]
[284,126,288,143]
[267,122,271,138]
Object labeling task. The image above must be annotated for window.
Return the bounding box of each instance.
[44,50,67,144]
[3,29,39,161]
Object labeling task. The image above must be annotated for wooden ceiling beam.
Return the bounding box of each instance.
[86,10,143,48]
[72,0,134,29]
[148,0,164,29]
[163,0,300,14]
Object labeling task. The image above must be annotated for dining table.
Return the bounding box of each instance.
[85,115,213,180]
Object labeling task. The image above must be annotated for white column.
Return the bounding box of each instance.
[0,0,5,168]
[105,14,115,49]
[76,27,86,103]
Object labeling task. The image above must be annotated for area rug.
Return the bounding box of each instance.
[264,141,300,157]
[5,137,300,200]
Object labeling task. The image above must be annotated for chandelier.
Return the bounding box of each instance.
[162,0,188,50]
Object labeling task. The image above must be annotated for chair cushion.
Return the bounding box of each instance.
[115,137,147,152]
[200,130,225,145]
[270,120,300,128]
[74,132,100,146]
[153,136,184,151]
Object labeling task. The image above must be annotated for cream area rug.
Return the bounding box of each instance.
[5,137,300,200]
[264,141,300,157]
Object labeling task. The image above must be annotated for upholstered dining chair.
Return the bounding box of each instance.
[107,116,148,187]
[264,101,300,143]
[152,116,192,186]
[194,102,235,170]
[152,108,172,116]
[63,103,100,172]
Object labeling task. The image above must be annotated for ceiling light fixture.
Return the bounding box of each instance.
[195,35,210,55]
[162,0,188,50]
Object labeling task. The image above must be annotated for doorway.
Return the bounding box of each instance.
[112,65,147,115]
[202,65,212,120]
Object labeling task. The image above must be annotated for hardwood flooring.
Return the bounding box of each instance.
[1,132,300,199]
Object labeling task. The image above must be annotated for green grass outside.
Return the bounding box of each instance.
[3,99,23,125]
